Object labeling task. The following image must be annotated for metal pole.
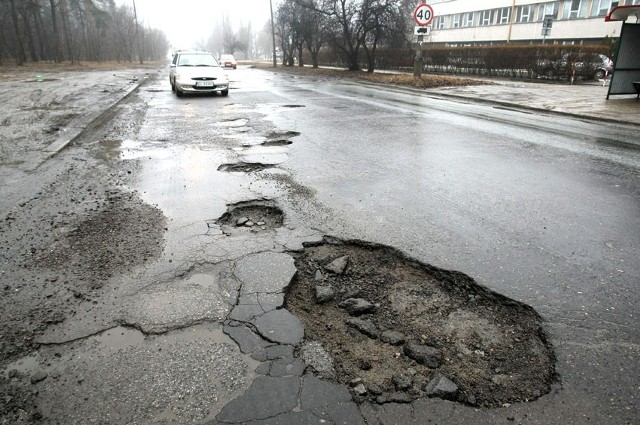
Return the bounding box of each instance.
[413,35,423,78]
[270,0,277,67]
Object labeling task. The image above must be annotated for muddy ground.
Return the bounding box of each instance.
[287,239,556,408]
[1,67,166,423]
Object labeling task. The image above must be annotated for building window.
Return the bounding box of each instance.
[480,9,494,26]
[563,0,588,19]
[591,0,613,16]
[626,0,640,5]
[434,15,446,30]
[517,5,534,22]
[498,7,511,24]
[462,12,475,27]
[537,2,559,20]
[452,14,461,28]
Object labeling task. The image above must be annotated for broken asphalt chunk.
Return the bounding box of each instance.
[425,375,459,400]
[403,342,442,369]
[346,317,378,339]
[381,330,406,346]
[325,255,349,274]
[314,285,335,303]
[216,376,300,423]
[339,298,375,316]
[253,309,304,345]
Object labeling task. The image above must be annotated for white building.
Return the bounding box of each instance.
[425,0,639,45]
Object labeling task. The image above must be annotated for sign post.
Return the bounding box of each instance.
[413,2,434,78]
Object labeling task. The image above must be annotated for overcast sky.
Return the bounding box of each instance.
[117,0,278,49]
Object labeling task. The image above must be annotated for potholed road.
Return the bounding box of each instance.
[130,67,638,423]
[2,66,637,424]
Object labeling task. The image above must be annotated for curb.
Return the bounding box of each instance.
[420,89,640,129]
[353,78,640,129]
[41,76,148,160]
[264,66,640,129]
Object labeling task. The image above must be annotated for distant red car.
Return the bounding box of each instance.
[220,54,237,69]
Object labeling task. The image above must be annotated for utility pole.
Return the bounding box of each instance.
[133,0,143,64]
[507,0,516,43]
[270,0,277,67]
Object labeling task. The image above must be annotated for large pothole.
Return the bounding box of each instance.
[286,239,556,408]
[216,200,284,235]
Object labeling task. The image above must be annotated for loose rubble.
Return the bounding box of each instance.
[286,239,556,407]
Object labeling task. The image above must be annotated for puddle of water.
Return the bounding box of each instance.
[120,140,260,225]
[120,139,175,160]
[234,145,290,165]
[241,153,289,165]
[95,326,146,352]
[223,134,267,146]
[216,119,249,128]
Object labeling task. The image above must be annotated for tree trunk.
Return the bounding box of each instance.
[21,9,39,62]
[31,5,47,61]
[49,0,63,62]
[297,43,304,67]
[59,0,76,63]
[9,0,27,65]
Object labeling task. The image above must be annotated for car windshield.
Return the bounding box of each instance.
[221,55,234,61]
[178,54,219,67]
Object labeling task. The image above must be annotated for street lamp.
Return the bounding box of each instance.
[270,0,277,67]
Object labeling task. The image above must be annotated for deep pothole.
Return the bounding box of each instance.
[286,239,556,408]
[266,130,300,140]
[216,200,284,235]
[261,140,293,147]
[217,162,273,173]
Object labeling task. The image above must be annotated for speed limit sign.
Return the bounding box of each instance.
[413,3,434,26]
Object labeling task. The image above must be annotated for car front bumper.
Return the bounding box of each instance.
[175,81,229,92]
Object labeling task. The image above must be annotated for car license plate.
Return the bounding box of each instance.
[195,81,214,87]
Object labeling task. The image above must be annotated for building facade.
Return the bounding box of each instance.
[425,0,640,45]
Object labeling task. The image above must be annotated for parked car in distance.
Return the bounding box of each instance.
[220,54,237,69]
[169,50,229,97]
[593,54,614,80]
[537,53,613,81]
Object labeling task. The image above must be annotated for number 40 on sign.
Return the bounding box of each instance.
[413,2,434,26]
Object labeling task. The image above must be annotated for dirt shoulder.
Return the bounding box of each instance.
[251,62,491,89]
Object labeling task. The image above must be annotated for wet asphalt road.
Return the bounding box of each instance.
[4,66,637,424]
[191,67,638,423]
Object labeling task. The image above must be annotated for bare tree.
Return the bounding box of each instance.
[299,0,328,68]
[0,0,167,64]
[360,0,406,72]
[276,0,305,66]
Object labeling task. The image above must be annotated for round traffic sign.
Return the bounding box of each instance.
[413,3,434,26]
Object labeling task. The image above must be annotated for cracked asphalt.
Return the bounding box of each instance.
[1,64,638,424]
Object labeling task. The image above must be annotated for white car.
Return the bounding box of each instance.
[169,51,229,97]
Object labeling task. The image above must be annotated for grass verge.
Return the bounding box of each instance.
[251,62,491,89]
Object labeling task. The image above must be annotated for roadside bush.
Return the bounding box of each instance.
[300,44,609,81]
[423,44,609,80]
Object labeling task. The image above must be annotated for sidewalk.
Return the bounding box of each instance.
[423,78,639,126]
